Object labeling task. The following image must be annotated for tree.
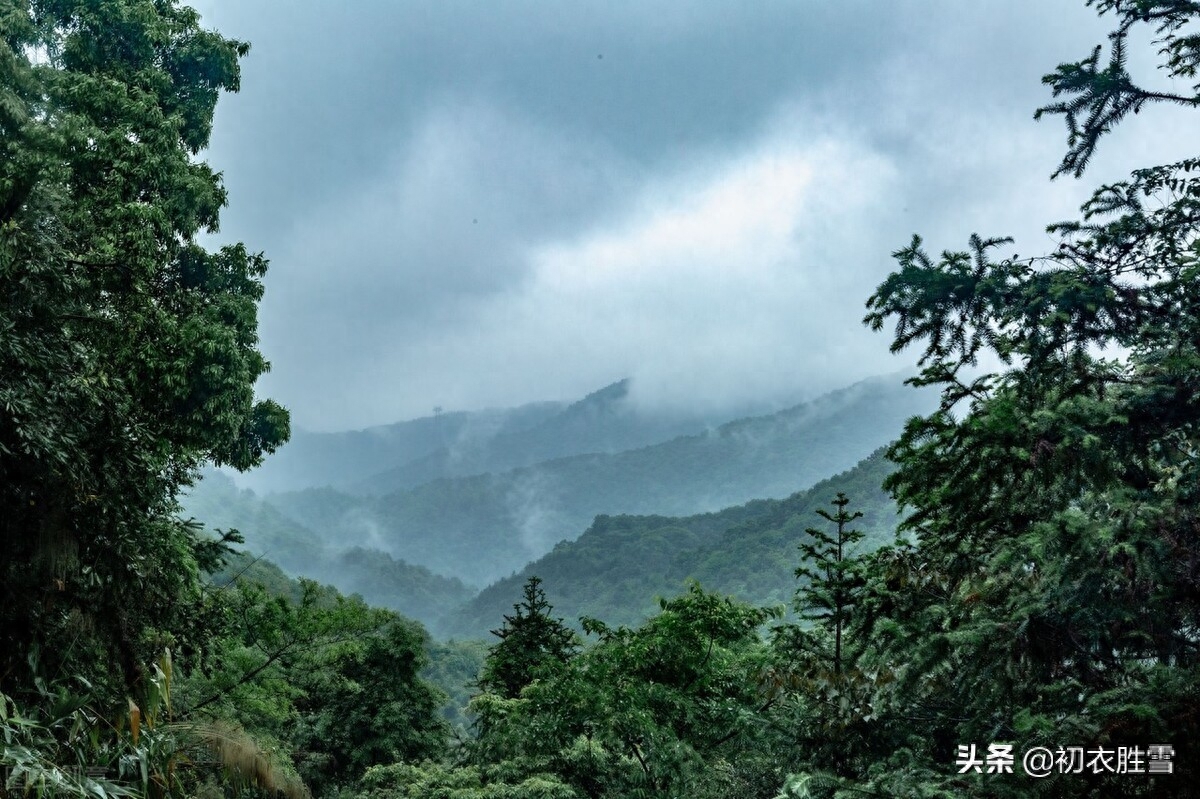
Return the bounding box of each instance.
[290,616,449,795]
[768,495,879,786]
[479,577,579,700]
[836,1,1200,795]
[0,0,287,706]
[472,584,779,799]
[793,493,867,678]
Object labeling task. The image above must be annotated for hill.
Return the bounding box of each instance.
[350,379,735,495]
[443,448,901,638]
[265,374,936,587]
[231,379,751,497]
[179,472,475,635]
[227,400,565,495]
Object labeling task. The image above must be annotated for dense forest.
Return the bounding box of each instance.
[3,1,1199,798]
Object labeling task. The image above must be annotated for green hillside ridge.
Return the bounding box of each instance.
[444,448,900,638]
[265,374,936,587]
[207,550,484,730]
[180,472,475,635]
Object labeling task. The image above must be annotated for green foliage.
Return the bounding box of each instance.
[1,690,137,798]
[289,618,448,795]
[0,0,287,708]
[355,761,578,799]
[422,639,489,730]
[1035,0,1200,178]
[181,567,450,797]
[791,494,868,677]
[814,1,1200,795]
[1,653,309,799]
[478,578,578,700]
[448,450,901,639]
[468,584,781,799]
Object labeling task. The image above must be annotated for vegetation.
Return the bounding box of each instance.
[477,577,579,700]
[446,448,900,638]
[5,0,1197,797]
[267,376,935,588]
[0,2,444,795]
[181,472,476,634]
[1,0,288,703]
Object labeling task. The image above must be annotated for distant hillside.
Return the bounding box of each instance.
[179,472,474,635]
[443,449,902,639]
[351,379,729,495]
[228,400,565,494]
[265,374,937,587]
[231,379,751,497]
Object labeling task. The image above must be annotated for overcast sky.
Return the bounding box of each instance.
[189,1,1198,432]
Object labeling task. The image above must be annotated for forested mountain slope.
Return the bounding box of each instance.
[229,400,565,495]
[444,448,900,637]
[180,472,474,634]
[266,375,936,586]
[350,378,733,495]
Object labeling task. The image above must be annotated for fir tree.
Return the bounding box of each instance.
[794,493,867,677]
[479,577,578,699]
[845,1,1200,794]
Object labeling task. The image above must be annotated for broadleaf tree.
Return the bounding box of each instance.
[0,0,288,707]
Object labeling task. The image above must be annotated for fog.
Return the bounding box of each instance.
[189,0,1198,431]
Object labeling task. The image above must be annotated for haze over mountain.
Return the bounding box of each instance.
[349,378,742,496]
[444,448,901,639]
[227,399,565,495]
[262,373,937,587]
[180,373,936,636]
[231,377,793,496]
[183,444,905,641]
[179,472,475,634]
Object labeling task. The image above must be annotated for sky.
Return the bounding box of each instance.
[189,0,1200,432]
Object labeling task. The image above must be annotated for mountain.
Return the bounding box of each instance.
[226,400,566,495]
[264,374,937,587]
[443,448,901,639]
[179,472,474,635]
[350,379,729,495]
[231,379,752,497]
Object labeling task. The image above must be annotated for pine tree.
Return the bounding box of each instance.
[479,577,578,699]
[794,494,867,677]
[847,1,1200,795]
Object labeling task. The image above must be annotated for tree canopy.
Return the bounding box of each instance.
[1,0,288,701]
[839,0,1200,794]
[5,1,1200,797]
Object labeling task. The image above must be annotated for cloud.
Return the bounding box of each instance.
[251,98,637,424]
[187,0,1200,430]
[310,115,907,421]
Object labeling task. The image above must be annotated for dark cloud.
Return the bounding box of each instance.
[190,0,1197,429]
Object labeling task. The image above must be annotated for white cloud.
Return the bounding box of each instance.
[368,121,909,418]
[214,1,1200,431]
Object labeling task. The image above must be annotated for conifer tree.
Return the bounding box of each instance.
[794,493,867,677]
[841,1,1200,795]
[479,577,578,699]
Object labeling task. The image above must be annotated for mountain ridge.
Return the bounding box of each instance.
[442,447,901,638]
[263,373,936,586]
